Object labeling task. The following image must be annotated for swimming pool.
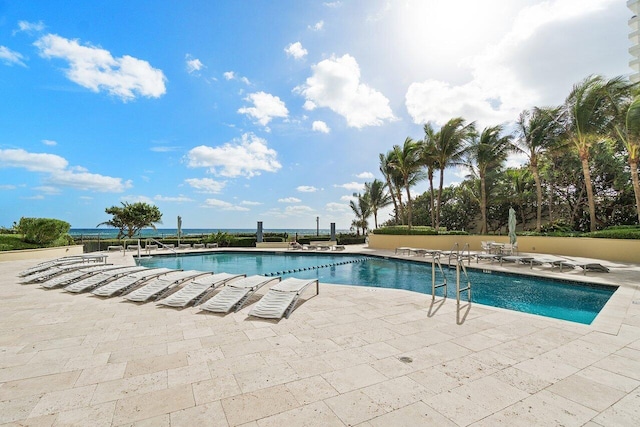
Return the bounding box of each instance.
[136,252,616,324]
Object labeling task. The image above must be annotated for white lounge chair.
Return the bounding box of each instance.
[39,264,120,289]
[249,278,319,319]
[91,268,174,297]
[18,256,84,277]
[199,275,281,314]
[65,266,148,293]
[576,263,610,275]
[156,273,245,308]
[124,270,212,303]
[20,261,92,284]
[499,255,534,266]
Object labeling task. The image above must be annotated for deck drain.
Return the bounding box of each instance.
[398,356,413,364]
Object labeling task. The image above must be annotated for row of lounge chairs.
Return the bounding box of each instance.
[289,242,345,251]
[19,258,319,319]
[394,246,610,275]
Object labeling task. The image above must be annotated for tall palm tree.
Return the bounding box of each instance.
[466,125,513,234]
[562,75,617,232]
[365,179,392,229]
[379,151,401,224]
[421,124,439,227]
[607,81,640,223]
[431,118,476,230]
[349,192,371,235]
[390,137,424,230]
[515,107,562,232]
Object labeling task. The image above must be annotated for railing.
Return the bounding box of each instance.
[146,238,177,256]
[455,257,472,306]
[431,253,447,301]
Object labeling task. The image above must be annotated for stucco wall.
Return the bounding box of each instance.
[0,245,84,262]
[368,234,640,264]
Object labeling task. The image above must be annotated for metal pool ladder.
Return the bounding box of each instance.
[431,253,447,301]
[455,255,472,305]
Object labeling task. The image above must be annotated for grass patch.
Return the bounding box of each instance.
[0,234,41,251]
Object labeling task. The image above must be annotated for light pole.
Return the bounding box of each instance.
[316,216,319,236]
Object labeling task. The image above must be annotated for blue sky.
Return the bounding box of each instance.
[0,0,631,230]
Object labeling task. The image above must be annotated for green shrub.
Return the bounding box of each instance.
[586,228,640,239]
[373,226,437,235]
[336,233,366,244]
[18,217,71,245]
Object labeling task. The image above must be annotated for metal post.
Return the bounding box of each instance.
[257,221,263,243]
[330,223,336,241]
[316,217,319,236]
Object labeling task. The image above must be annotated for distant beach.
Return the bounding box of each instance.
[69,228,349,239]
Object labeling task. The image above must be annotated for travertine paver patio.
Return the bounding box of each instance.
[1,247,639,426]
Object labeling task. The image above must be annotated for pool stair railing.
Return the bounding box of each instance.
[262,257,371,277]
[146,238,177,256]
[455,256,472,306]
[431,253,448,301]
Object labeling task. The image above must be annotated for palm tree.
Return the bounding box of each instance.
[421,125,439,227]
[365,179,392,229]
[349,192,371,235]
[562,75,618,232]
[515,107,562,232]
[466,125,513,234]
[379,151,401,224]
[390,137,424,230]
[607,82,640,223]
[431,118,476,230]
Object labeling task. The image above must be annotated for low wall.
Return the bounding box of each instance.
[256,242,290,249]
[0,245,84,262]
[368,235,640,264]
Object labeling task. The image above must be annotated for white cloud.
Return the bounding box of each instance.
[121,195,154,204]
[285,205,314,214]
[335,181,365,191]
[295,54,395,128]
[185,178,226,193]
[0,148,68,172]
[186,133,281,178]
[34,34,166,101]
[340,195,357,202]
[15,20,45,34]
[312,120,330,133]
[48,170,132,192]
[309,20,324,31]
[203,198,250,211]
[154,195,194,202]
[150,145,180,152]
[0,184,17,190]
[185,54,204,74]
[42,139,57,146]
[404,0,616,127]
[356,171,374,179]
[323,2,341,8]
[33,186,61,195]
[296,186,318,193]
[241,200,262,206]
[326,202,349,211]
[224,71,250,85]
[0,46,26,67]
[0,148,131,192]
[238,91,289,126]
[284,42,308,60]
[279,197,301,203]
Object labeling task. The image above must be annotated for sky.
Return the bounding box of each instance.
[0,0,633,230]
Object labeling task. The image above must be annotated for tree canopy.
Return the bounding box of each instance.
[98,202,162,239]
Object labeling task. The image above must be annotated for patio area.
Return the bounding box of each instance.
[1,247,639,426]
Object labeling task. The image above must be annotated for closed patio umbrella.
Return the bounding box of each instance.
[508,207,517,245]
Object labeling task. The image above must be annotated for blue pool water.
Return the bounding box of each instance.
[137,252,616,324]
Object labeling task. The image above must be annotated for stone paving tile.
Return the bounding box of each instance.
[366,401,457,427]
[324,389,386,426]
[220,384,299,426]
[2,252,640,425]
[284,375,339,405]
[111,384,194,425]
[191,374,242,405]
[321,364,387,394]
[0,371,80,401]
[169,400,229,427]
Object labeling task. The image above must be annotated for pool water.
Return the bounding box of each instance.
[137,252,616,324]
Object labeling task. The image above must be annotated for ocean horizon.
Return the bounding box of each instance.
[70,228,350,239]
